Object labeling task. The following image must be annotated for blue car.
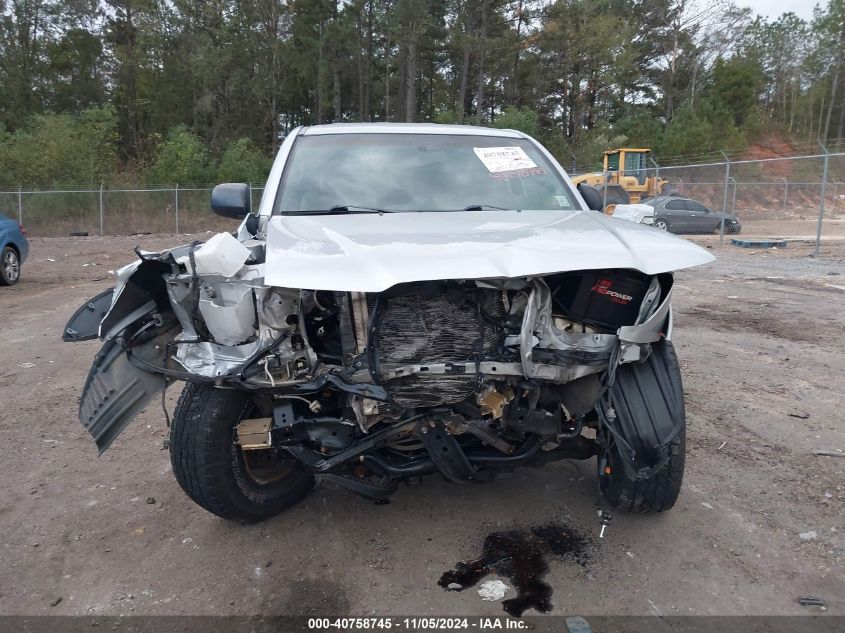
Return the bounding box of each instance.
[0,213,29,285]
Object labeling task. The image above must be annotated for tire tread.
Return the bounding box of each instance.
[169,382,313,521]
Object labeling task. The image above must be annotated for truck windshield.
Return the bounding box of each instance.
[274,133,579,214]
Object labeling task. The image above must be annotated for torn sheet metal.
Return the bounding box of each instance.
[175,339,262,378]
[198,283,256,346]
[520,279,618,383]
[618,288,672,345]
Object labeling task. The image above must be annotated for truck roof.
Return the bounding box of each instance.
[301,122,526,138]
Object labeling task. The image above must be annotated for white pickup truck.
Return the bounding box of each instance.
[64,123,712,522]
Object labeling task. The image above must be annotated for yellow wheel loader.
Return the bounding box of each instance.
[571,148,667,210]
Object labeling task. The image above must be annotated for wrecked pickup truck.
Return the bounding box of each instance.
[65,123,713,522]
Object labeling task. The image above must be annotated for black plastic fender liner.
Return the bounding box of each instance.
[80,323,177,454]
[63,288,115,342]
[100,255,175,340]
[596,339,685,480]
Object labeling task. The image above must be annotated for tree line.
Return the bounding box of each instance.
[1,0,843,187]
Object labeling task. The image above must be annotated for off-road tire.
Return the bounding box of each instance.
[601,341,686,513]
[169,382,314,522]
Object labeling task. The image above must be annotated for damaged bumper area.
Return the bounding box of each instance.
[67,229,683,491]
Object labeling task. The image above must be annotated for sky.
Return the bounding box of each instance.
[738,0,818,20]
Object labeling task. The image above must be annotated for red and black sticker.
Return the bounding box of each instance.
[590,278,634,305]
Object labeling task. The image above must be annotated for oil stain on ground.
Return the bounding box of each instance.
[438,524,590,617]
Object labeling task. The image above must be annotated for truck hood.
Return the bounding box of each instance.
[264,209,714,292]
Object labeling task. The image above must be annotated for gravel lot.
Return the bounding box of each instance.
[0,230,843,618]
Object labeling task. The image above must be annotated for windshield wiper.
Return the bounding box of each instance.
[287,205,389,216]
[328,205,388,214]
[462,203,514,211]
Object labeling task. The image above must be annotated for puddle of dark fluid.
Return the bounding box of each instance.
[438,523,589,617]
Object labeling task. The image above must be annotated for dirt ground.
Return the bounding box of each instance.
[0,227,843,619]
[739,217,845,238]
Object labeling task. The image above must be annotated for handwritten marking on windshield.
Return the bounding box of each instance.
[490,167,547,182]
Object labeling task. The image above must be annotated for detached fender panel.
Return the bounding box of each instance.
[63,288,114,342]
[79,319,176,453]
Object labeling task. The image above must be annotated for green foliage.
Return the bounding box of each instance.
[656,108,718,158]
[493,107,539,137]
[612,111,663,149]
[217,138,272,183]
[709,57,763,126]
[0,0,842,186]
[0,106,118,187]
[146,126,213,185]
[656,102,746,159]
[46,28,106,112]
[573,132,631,172]
[433,110,460,125]
[537,128,572,168]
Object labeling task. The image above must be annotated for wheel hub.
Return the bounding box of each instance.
[4,251,19,281]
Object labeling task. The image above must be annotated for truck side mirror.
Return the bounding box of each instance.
[211,183,251,219]
[577,183,604,212]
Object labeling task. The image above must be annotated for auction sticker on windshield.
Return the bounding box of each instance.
[473,146,537,173]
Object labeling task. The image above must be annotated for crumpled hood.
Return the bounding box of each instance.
[264,209,714,292]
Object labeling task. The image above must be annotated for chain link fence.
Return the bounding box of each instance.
[654,150,845,253]
[2,151,843,253]
[0,184,265,237]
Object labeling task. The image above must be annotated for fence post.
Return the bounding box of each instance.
[649,155,660,179]
[648,156,660,196]
[814,143,829,257]
[782,178,788,209]
[729,176,738,214]
[602,171,609,210]
[175,183,180,234]
[17,185,23,224]
[719,151,731,246]
[99,183,104,236]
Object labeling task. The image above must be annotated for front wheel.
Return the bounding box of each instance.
[169,382,314,522]
[653,219,669,231]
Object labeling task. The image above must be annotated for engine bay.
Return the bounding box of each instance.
[71,232,679,499]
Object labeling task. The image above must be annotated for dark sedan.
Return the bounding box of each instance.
[644,196,742,235]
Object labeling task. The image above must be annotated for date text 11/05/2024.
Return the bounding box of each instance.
[307,617,530,630]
